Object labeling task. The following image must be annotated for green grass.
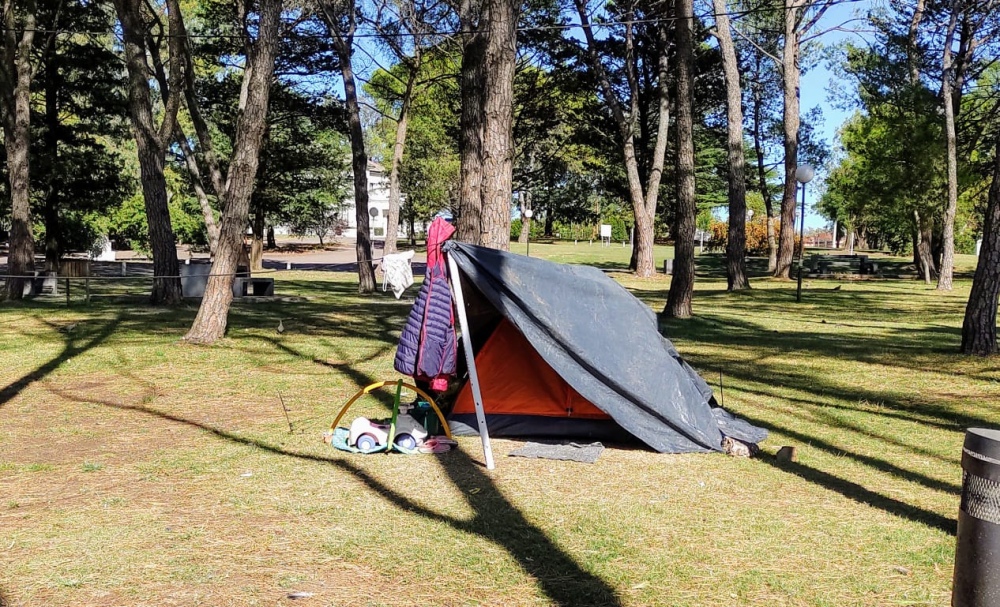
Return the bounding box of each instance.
[0,250,994,606]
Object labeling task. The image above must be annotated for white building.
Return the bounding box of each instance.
[340,160,408,239]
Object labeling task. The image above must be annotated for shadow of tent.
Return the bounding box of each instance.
[47,385,624,607]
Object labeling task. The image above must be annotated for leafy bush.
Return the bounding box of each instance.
[709,217,797,256]
[510,218,545,240]
[552,222,596,241]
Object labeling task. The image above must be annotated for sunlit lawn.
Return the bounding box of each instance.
[0,249,994,606]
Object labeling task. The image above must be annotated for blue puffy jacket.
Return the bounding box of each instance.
[394,218,457,384]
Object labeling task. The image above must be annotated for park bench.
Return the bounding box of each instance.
[807,254,880,277]
[233,276,275,297]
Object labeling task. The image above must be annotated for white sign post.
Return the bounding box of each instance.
[600,224,612,247]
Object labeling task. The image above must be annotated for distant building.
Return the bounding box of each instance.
[339,160,408,239]
[805,231,835,248]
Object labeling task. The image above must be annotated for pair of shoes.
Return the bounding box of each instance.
[418,438,454,453]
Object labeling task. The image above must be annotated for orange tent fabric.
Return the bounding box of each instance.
[453,319,610,419]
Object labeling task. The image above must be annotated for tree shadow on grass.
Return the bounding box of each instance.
[0,313,120,410]
[733,408,961,495]
[760,455,955,534]
[46,385,624,607]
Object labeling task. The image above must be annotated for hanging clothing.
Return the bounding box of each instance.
[394,218,457,389]
[380,250,415,299]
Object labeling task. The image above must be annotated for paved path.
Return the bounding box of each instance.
[0,238,428,276]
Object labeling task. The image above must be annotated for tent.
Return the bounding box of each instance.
[439,241,767,468]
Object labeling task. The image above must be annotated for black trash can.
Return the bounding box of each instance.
[953,428,1000,606]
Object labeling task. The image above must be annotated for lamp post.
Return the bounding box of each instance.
[523,208,533,257]
[795,164,815,303]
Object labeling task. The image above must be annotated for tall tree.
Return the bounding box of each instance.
[477,0,519,250]
[712,0,749,290]
[774,0,833,279]
[0,0,36,300]
[367,0,450,254]
[34,0,130,271]
[574,0,671,277]
[455,0,485,244]
[665,0,696,315]
[961,138,1000,355]
[938,0,961,290]
[318,0,376,292]
[935,0,999,290]
[113,0,185,304]
[735,3,784,271]
[183,0,284,343]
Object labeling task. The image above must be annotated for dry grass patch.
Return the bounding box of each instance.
[0,261,991,606]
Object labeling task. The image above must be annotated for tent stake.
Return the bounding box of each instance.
[447,254,496,470]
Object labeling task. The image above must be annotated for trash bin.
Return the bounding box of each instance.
[952,428,1000,606]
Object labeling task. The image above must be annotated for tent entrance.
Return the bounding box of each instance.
[449,319,635,443]
[453,319,610,420]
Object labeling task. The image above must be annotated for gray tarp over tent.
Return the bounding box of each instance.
[444,241,767,454]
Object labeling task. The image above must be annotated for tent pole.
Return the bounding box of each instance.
[447,254,496,470]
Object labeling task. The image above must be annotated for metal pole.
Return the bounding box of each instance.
[447,253,496,470]
[796,182,807,303]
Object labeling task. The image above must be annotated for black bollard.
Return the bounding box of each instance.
[953,428,1000,606]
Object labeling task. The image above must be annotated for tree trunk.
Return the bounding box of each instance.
[478,0,518,251]
[250,213,264,271]
[316,0,375,292]
[961,140,1000,355]
[752,81,777,272]
[43,46,59,273]
[574,0,666,277]
[183,0,282,343]
[114,0,183,305]
[384,70,416,256]
[938,6,960,291]
[0,4,36,301]
[775,0,801,280]
[665,0,697,317]
[266,225,276,249]
[177,129,219,256]
[915,210,937,284]
[544,211,553,237]
[456,8,485,245]
[713,0,749,291]
[342,58,376,292]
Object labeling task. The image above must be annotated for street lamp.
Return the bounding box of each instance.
[795,164,815,303]
[523,208,533,257]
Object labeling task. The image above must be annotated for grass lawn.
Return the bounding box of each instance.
[0,250,995,606]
